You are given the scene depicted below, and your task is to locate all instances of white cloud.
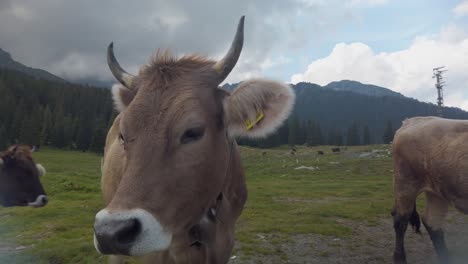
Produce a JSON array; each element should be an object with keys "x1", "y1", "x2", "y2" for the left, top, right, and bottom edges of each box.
[
  {"x1": 49, "y1": 53, "x2": 110, "y2": 82},
  {"x1": 291, "y1": 24, "x2": 468, "y2": 110},
  {"x1": 453, "y1": 0, "x2": 468, "y2": 17}
]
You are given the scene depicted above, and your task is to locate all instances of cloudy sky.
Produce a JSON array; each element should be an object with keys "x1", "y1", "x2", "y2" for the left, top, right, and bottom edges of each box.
[{"x1": 1, "y1": 0, "x2": 468, "y2": 109}]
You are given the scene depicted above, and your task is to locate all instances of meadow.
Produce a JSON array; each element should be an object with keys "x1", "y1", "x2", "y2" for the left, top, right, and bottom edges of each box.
[{"x1": 0, "y1": 145, "x2": 467, "y2": 264}]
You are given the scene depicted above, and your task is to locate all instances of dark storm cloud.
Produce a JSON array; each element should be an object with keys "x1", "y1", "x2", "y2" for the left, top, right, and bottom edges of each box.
[{"x1": 0, "y1": 0, "x2": 350, "y2": 83}]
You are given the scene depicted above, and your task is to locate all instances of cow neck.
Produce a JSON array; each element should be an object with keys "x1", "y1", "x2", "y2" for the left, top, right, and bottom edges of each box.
[{"x1": 188, "y1": 136, "x2": 235, "y2": 248}]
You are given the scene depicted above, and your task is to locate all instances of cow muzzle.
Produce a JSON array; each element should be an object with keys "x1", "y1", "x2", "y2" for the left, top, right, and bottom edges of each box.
[
  {"x1": 93, "y1": 208, "x2": 172, "y2": 256},
  {"x1": 28, "y1": 195, "x2": 48, "y2": 208}
]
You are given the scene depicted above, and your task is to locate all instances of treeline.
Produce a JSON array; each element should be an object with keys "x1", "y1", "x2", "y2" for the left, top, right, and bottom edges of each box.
[
  {"x1": 3, "y1": 67, "x2": 468, "y2": 152},
  {"x1": 225, "y1": 81, "x2": 468, "y2": 147},
  {"x1": 238, "y1": 113, "x2": 396, "y2": 148},
  {"x1": 0, "y1": 69, "x2": 115, "y2": 152},
  {"x1": 292, "y1": 82, "x2": 468, "y2": 143}
]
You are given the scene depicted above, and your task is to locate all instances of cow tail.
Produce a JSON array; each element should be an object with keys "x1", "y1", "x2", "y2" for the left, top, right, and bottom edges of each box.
[{"x1": 409, "y1": 203, "x2": 421, "y2": 234}]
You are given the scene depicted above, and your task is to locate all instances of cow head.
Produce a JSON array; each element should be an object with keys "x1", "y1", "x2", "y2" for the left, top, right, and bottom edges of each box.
[
  {"x1": 94, "y1": 16, "x2": 295, "y2": 256},
  {"x1": 0, "y1": 144, "x2": 48, "y2": 207}
]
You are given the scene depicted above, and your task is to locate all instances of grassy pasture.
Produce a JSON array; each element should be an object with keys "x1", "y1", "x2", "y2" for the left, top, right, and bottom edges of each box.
[{"x1": 1, "y1": 145, "x2": 465, "y2": 263}]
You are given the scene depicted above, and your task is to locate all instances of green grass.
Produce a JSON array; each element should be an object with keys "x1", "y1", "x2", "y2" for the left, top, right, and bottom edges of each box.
[{"x1": 0, "y1": 145, "x2": 397, "y2": 263}]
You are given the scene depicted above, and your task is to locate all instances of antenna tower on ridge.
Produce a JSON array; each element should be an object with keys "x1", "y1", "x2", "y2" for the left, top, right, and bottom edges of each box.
[{"x1": 432, "y1": 66, "x2": 447, "y2": 117}]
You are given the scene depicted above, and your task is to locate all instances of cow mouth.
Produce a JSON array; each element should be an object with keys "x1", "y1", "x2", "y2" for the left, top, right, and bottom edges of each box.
[
  {"x1": 0, "y1": 195, "x2": 47, "y2": 208},
  {"x1": 28, "y1": 195, "x2": 48, "y2": 208}
]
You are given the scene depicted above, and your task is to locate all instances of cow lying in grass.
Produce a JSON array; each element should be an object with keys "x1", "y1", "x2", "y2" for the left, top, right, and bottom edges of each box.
[
  {"x1": 0, "y1": 144, "x2": 48, "y2": 208},
  {"x1": 392, "y1": 116, "x2": 468, "y2": 264}
]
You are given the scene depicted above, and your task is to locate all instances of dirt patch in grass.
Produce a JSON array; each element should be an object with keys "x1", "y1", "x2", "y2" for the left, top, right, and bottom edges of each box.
[{"x1": 230, "y1": 211, "x2": 468, "y2": 264}]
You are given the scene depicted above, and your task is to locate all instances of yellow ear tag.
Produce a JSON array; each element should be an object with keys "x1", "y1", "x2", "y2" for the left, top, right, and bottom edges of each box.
[{"x1": 245, "y1": 111, "x2": 265, "y2": 130}]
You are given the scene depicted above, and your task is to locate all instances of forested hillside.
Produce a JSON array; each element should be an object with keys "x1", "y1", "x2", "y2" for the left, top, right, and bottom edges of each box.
[
  {"x1": 0, "y1": 48, "x2": 66, "y2": 83},
  {"x1": 0, "y1": 69, "x2": 115, "y2": 151},
  {"x1": 233, "y1": 81, "x2": 468, "y2": 148},
  {"x1": 2, "y1": 66, "x2": 468, "y2": 152}
]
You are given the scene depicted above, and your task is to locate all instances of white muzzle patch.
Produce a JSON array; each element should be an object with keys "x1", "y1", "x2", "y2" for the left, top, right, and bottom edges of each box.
[
  {"x1": 28, "y1": 195, "x2": 48, "y2": 207},
  {"x1": 94, "y1": 208, "x2": 172, "y2": 256},
  {"x1": 36, "y1": 164, "x2": 46, "y2": 177}
]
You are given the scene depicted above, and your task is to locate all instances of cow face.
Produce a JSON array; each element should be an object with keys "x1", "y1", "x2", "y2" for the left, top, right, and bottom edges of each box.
[
  {"x1": 0, "y1": 145, "x2": 48, "y2": 207},
  {"x1": 94, "y1": 16, "x2": 295, "y2": 256}
]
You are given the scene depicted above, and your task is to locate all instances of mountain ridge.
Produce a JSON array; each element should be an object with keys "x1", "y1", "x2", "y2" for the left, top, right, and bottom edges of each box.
[{"x1": 0, "y1": 48, "x2": 66, "y2": 83}]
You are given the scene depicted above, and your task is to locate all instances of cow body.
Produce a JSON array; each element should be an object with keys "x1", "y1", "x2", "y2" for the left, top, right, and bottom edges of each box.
[
  {"x1": 94, "y1": 16, "x2": 295, "y2": 263},
  {"x1": 0, "y1": 145, "x2": 48, "y2": 208},
  {"x1": 392, "y1": 116, "x2": 468, "y2": 263}
]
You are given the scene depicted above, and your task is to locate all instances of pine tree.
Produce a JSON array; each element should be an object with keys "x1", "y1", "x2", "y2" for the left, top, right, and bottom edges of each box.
[
  {"x1": 335, "y1": 131, "x2": 343, "y2": 146},
  {"x1": 40, "y1": 106, "x2": 53, "y2": 146},
  {"x1": 90, "y1": 121, "x2": 107, "y2": 153},
  {"x1": 288, "y1": 113, "x2": 299, "y2": 147},
  {"x1": 76, "y1": 110, "x2": 94, "y2": 152},
  {"x1": 328, "y1": 128, "x2": 336, "y2": 145},
  {"x1": 306, "y1": 120, "x2": 315, "y2": 146},
  {"x1": 347, "y1": 122, "x2": 360, "y2": 146},
  {"x1": 0, "y1": 125, "x2": 6, "y2": 149},
  {"x1": 363, "y1": 125, "x2": 371, "y2": 145},
  {"x1": 315, "y1": 121, "x2": 323, "y2": 145},
  {"x1": 306, "y1": 120, "x2": 324, "y2": 146},
  {"x1": 383, "y1": 120, "x2": 395, "y2": 144}
]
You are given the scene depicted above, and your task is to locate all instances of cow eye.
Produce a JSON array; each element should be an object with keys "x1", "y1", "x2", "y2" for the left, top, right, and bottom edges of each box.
[{"x1": 181, "y1": 127, "x2": 205, "y2": 144}]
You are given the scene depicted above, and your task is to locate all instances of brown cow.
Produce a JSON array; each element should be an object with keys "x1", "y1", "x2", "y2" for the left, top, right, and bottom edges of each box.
[
  {"x1": 0, "y1": 144, "x2": 48, "y2": 207},
  {"x1": 93, "y1": 16, "x2": 295, "y2": 263},
  {"x1": 392, "y1": 116, "x2": 468, "y2": 264}
]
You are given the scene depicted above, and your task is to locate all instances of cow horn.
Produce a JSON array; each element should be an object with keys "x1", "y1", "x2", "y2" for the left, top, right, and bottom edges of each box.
[
  {"x1": 107, "y1": 42, "x2": 134, "y2": 88},
  {"x1": 213, "y1": 16, "x2": 245, "y2": 82}
]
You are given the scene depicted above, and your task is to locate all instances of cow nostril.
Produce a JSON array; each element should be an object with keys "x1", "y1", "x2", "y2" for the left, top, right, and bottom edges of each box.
[
  {"x1": 41, "y1": 196, "x2": 48, "y2": 205},
  {"x1": 116, "y1": 219, "x2": 141, "y2": 245}
]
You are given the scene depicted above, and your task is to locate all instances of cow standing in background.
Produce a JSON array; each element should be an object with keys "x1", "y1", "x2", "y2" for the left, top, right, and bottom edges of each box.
[
  {"x1": 392, "y1": 116, "x2": 468, "y2": 264},
  {"x1": 94, "y1": 16, "x2": 295, "y2": 263},
  {"x1": 0, "y1": 144, "x2": 48, "y2": 207}
]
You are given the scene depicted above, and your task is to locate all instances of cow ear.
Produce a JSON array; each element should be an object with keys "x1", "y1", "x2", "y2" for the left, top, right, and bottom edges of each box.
[
  {"x1": 223, "y1": 79, "x2": 295, "y2": 139},
  {"x1": 112, "y1": 84, "x2": 136, "y2": 112},
  {"x1": 36, "y1": 164, "x2": 46, "y2": 177}
]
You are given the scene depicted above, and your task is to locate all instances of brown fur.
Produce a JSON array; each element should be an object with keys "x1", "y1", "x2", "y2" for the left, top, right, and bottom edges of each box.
[
  {"x1": 100, "y1": 35, "x2": 294, "y2": 263},
  {"x1": 392, "y1": 116, "x2": 468, "y2": 263},
  {"x1": 101, "y1": 53, "x2": 245, "y2": 263}
]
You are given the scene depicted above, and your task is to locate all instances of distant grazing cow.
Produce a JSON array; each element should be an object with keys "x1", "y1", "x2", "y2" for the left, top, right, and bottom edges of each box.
[
  {"x1": 0, "y1": 144, "x2": 48, "y2": 207},
  {"x1": 94, "y1": 16, "x2": 295, "y2": 263},
  {"x1": 331, "y1": 147, "x2": 340, "y2": 153},
  {"x1": 317, "y1": 150, "x2": 324, "y2": 155},
  {"x1": 262, "y1": 151, "x2": 267, "y2": 157},
  {"x1": 392, "y1": 116, "x2": 468, "y2": 264},
  {"x1": 290, "y1": 148, "x2": 297, "y2": 156}
]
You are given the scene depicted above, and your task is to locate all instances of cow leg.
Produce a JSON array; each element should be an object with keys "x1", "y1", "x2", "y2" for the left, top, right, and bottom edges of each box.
[
  {"x1": 422, "y1": 193, "x2": 450, "y2": 264},
  {"x1": 392, "y1": 164, "x2": 420, "y2": 264},
  {"x1": 392, "y1": 193, "x2": 421, "y2": 264},
  {"x1": 392, "y1": 205, "x2": 412, "y2": 264}
]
